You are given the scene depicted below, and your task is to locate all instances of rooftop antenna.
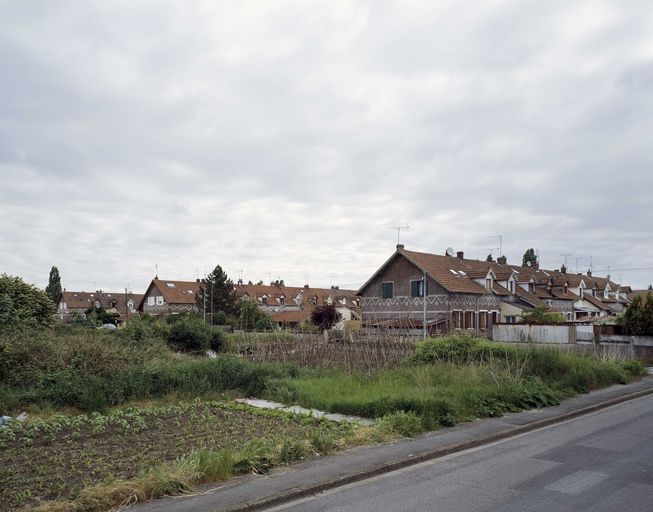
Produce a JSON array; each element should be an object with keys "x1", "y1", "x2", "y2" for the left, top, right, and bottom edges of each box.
[
  {"x1": 304, "y1": 272, "x2": 310, "y2": 286},
  {"x1": 589, "y1": 255, "x2": 593, "y2": 272},
  {"x1": 487, "y1": 247, "x2": 499, "y2": 259},
  {"x1": 237, "y1": 268, "x2": 244, "y2": 281},
  {"x1": 388, "y1": 224, "x2": 409, "y2": 244},
  {"x1": 488, "y1": 235, "x2": 503, "y2": 258},
  {"x1": 560, "y1": 253, "x2": 571, "y2": 267},
  {"x1": 155, "y1": 263, "x2": 158, "y2": 278},
  {"x1": 575, "y1": 257, "x2": 582, "y2": 273}
]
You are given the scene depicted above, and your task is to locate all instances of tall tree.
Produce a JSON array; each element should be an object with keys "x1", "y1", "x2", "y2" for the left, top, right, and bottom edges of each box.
[
  {"x1": 0, "y1": 273, "x2": 55, "y2": 327},
  {"x1": 522, "y1": 248, "x2": 537, "y2": 267},
  {"x1": 196, "y1": 265, "x2": 240, "y2": 321},
  {"x1": 45, "y1": 266, "x2": 62, "y2": 304}
]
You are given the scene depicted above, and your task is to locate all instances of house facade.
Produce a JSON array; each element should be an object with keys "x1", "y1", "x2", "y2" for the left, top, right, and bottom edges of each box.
[
  {"x1": 57, "y1": 290, "x2": 143, "y2": 324},
  {"x1": 358, "y1": 246, "x2": 501, "y2": 335},
  {"x1": 359, "y1": 245, "x2": 631, "y2": 333},
  {"x1": 138, "y1": 277, "x2": 201, "y2": 316},
  {"x1": 234, "y1": 281, "x2": 360, "y2": 329}
]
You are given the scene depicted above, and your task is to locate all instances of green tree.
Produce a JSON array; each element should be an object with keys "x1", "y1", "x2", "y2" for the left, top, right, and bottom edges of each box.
[
  {"x1": 239, "y1": 299, "x2": 274, "y2": 331},
  {"x1": 518, "y1": 306, "x2": 565, "y2": 325},
  {"x1": 197, "y1": 265, "x2": 240, "y2": 322},
  {"x1": 497, "y1": 255, "x2": 507, "y2": 264},
  {"x1": 0, "y1": 273, "x2": 55, "y2": 327},
  {"x1": 45, "y1": 266, "x2": 62, "y2": 304},
  {"x1": 311, "y1": 304, "x2": 342, "y2": 331},
  {"x1": 522, "y1": 248, "x2": 537, "y2": 267}
]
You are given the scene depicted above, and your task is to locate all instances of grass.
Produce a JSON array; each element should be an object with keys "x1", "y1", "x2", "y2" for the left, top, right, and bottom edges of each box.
[
  {"x1": 0, "y1": 328, "x2": 646, "y2": 511},
  {"x1": 264, "y1": 336, "x2": 647, "y2": 430}
]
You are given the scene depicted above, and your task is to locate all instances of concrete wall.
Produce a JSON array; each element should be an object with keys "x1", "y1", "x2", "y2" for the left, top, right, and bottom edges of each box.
[
  {"x1": 492, "y1": 326, "x2": 653, "y2": 360},
  {"x1": 492, "y1": 324, "x2": 575, "y2": 344}
]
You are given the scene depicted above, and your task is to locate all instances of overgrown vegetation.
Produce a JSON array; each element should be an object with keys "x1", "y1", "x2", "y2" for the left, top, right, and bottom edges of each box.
[
  {"x1": 0, "y1": 274, "x2": 55, "y2": 328},
  {"x1": 0, "y1": 325, "x2": 288, "y2": 414},
  {"x1": 0, "y1": 325, "x2": 646, "y2": 512},
  {"x1": 518, "y1": 305, "x2": 565, "y2": 324},
  {"x1": 622, "y1": 292, "x2": 653, "y2": 335},
  {"x1": 263, "y1": 335, "x2": 645, "y2": 431}
]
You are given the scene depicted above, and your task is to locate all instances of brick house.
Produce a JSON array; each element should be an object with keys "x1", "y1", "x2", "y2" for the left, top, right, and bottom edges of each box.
[
  {"x1": 357, "y1": 245, "x2": 501, "y2": 335},
  {"x1": 57, "y1": 290, "x2": 143, "y2": 324},
  {"x1": 234, "y1": 281, "x2": 360, "y2": 328},
  {"x1": 138, "y1": 277, "x2": 201, "y2": 316}
]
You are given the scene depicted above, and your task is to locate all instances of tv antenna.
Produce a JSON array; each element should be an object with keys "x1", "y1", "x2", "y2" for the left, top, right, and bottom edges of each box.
[
  {"x1": 560, "y1": 253, "x2": 571, "y2": 267},
  {"x1": 387, "y1": 224, "x2": 409, "y2": 244},
  {"x1": 488, "y1": 235, "x2": 503, "y2": 257},
  {"x1": 487, "y1": 247, "x2": 499, "y2": 259}
]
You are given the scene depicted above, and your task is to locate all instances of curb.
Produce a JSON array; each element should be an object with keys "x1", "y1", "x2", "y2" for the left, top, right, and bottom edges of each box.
[{"x1": 224, "y1": 385, "x2": 653, "y2": 512}]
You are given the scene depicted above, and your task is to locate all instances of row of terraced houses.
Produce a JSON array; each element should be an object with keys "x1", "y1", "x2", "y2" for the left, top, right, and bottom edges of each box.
[{"x1": 55, "y1": 244, "x2": 648, "y2": 334}]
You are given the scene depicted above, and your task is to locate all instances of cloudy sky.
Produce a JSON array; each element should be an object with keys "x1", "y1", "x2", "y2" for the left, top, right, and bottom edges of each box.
[{"x1": 1, "y1": 0, "x2": 652, "y2": 293}]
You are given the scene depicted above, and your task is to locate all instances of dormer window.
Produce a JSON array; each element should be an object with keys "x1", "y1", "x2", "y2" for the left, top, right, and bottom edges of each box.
[
  {"x1": 279, "y1": 296, "x2": 285, "y2": 305},
  {"x1": 261, "y1": 295, "x2": 268, "y2": 305},
  {"x1": 508, "y1": 280, "x2": 515, "y2": 293},
  {"x1": 485, "y1": 278, "x2": 492, "y2": 290},
  {"x1": 603, "y1": 289, "x2": 608, "y2": 299}
]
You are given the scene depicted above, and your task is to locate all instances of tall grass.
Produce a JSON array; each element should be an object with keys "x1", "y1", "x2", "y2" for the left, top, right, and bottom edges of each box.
[
  {"x1": 264, "y1": 335, "x2": 646, "y2": 429},
  {"x1": 0, "y1": 326, "x2": 299, "y2": 413}
]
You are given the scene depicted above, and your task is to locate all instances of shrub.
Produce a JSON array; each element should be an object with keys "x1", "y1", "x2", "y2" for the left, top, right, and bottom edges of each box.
[
  {"x1": 167, "y1": 318, "x2": 212, "y2": 352},
  {"x1": 375, "y1": 411, "x2": 423, "y2": 437}
]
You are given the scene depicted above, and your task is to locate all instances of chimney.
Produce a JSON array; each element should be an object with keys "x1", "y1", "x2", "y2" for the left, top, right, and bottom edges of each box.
[
  {"x1": 560, "y1": 265, "x2": 566, "y2": 274},
  {"x1": 304, "y1": 284, "x2": 309, "y2": 289},
  {"x1": 237, "y1": 278, "x2": 243, "y2": 286},
  {"x1": 280, "y1": 279, "x2": 285, "y2": 287},
  {"x1": 196, "y1": 278, "x2": 200, "y2": 283},
  {"x1": 396, "y1": 244, "x2": 404, "y2": 251},
  {"x1": 587, "y1": 269, "x2": 592, "y2": 278},
  {"x1": 456, "y1": 251, "x2": 464, "y2": 260}
]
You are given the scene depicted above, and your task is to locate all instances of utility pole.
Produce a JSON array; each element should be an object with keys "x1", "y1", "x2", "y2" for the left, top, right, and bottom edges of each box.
[{"x1": 422, "y1": 269, "x2": 428, "y2": 340}]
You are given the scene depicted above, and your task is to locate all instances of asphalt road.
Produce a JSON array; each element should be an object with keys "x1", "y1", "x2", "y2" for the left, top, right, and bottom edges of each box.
[{"x1": 265, "y1": 394, "x2": 653, "y2": 512}]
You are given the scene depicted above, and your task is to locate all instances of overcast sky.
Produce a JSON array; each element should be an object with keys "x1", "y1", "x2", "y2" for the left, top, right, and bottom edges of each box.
[{"x1": 1, "y1": 0, "x2": 652, "y2": 293}]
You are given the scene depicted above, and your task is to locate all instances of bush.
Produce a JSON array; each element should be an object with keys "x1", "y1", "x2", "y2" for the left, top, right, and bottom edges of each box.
[
  {"x1": 167, "y1": 318, "x2": 213, "y2": 352},
  {"x1": 375, "y1": 411, "x2": 424, "y2": 437},
  {"x1": 119, "y1": 315, "x2": 171, "y2": 342}
]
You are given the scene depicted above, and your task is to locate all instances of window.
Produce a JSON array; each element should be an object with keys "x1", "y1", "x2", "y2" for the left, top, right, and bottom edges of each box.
[
  {"x1": 261, "y1": 296, "x2": 268, "y2": 305},
  {"x1": 155, "y1": 296, "x2": 164, "y2": 306},
  {"x1": 147, "y1": 296, "x2": 155, "y2": 306},
  {"x1": 166, "y1": 283, "x2": 176, "y2": 288},
  {"x1": 506, "y1": 315, "x2": 517, "y2": 324},
  {"x1": 279, "y1": 296, "x2": 285, "y2": 305},
  {"x1": 411, "y1": 279, "x2": 426, "y2": 297},
  {"x1": 381, "y1": 282, "x2": 394, "y2": 299},
  {"x1": 508, "y1": 280, "x2": 515, "y2": 293},
  {"x1": 485, "y1": 278, "x2": 492, "y2": 290},
  {"x1": 127, "y1": 300, "x2": 134, "y2": 310}
]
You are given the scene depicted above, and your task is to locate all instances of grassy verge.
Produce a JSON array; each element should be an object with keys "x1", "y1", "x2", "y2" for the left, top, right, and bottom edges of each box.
[
  {"x1": 1, "y1": 400, "x2": 369, "y2": 511},
  {"x1": 264, "y1": 336, "x2": 646, "y2": 430}
]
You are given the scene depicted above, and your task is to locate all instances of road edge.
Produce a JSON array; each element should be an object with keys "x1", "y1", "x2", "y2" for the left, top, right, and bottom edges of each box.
[{"x1": 224, "y1": 384, "x2": 653, "y2": 512}]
